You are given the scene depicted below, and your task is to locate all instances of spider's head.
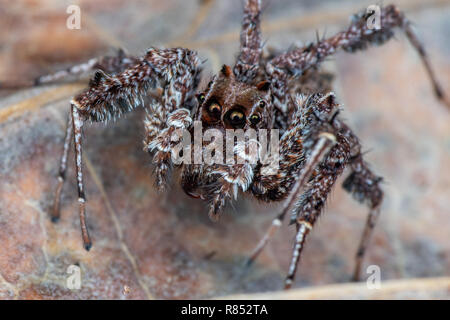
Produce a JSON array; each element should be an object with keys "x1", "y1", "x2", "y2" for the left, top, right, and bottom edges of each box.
[{"x1": 195, "y1": 65, "x2": 272, "y2": 130}]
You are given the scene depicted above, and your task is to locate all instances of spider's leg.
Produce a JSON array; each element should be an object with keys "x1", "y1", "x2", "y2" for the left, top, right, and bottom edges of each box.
[
  {"x1": 208, "y1": 165, "x2": 254, "y2": 221},
  {"x1": 336, "y1": 120, "x2": 384, "y2": 281},
  {"x1": 267, "y1": 4, "x2": 449, "y2": 112},
  {"x1": 284, "y1": 100, "x2": 384, "y2": 288},
  {"x1": 285, "y1": 130, "x2": 351, "y2": 289},
  {"x1": 52, "y1": 111, "x2": 73, "y2": 223},
  {"x1": 143, "y1": 50, "x2": 202, "y2": 189},
  {"x1": 63, "y1": 47, "x2": 201, "y2": 250},
  {"x1": 145, "y1": 107, "x2": 193, "y2": 189},
  {"x1": 0, "y1": 49, "x2": 138, "y2": 89},
  {"x1": 246, "y1": 209, "x2": 286, "y2": 266},
  {"x1": 247, "y1": 94, "x2": 334, "y2": 263},
  {"x1": 342, "y1": 154, "x2": 384, "y2": 281},
  {"x1": 353, "y1": 205, "x2": 381, "y2": 281},
  {"x1": 70, "y1": 103, "x2": 91, "y2": 250},
  {"x1": 248, "y1": 94, "x2": 355, "y2": 284},
  {"x1": 207, "y1": 139, "x2": 258, "y2": 221},
  {"x1": 246, "y1": 129, "x2": 336, "y2": 266},
  {"x1": 233, "y1": 0, "x2": 263, "y2": 83},
  {"x1": 283, "y1": 95, "x2": 384, "y2": 288}
]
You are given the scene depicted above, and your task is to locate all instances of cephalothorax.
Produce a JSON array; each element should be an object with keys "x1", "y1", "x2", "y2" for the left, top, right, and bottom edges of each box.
[{"x1": 4, "y1": 1, "x2": 448, "y2": 289}]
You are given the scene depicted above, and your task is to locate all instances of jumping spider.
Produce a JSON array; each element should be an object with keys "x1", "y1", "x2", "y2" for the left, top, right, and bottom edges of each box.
[{"x1": 3, "y1": 1, "x2": 448, "y2": 289}]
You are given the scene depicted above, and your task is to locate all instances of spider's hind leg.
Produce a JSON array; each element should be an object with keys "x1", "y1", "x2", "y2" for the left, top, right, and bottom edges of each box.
[
  {"x1": 337, "y1": 120, "x2": 384, "y2": 281},
  {"x1": 52, "y1": 111, "x2": 73, "y2": 223},
  {"x1": 71, "y1": 103, "x2": 92, "y2": 250},
  {"x1": 0, "y1": 48, "x2": 137, "y2": 89},
  {"x1": 342, "y1": 154, "x2": 384, "y2": 281},
  {"x1": 267, "y1": 4, "x2": 449, "y2": 110}
]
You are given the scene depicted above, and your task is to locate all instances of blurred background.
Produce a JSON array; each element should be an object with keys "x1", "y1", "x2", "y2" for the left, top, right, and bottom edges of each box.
[{"x1": 0, "y1": 0, "x2": 449, "y2": 299}]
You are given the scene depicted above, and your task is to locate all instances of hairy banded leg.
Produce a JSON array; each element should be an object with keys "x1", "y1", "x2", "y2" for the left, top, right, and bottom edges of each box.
[
  {"x1": 281, "y1": 93, "x2": 352, "y2": 289},
  {"x1": 285, "y1": 130, "x2": 351, "y2": 289},
  {"x1": 343, "y1": 154, "x2": 384, "y2": 281},
  {"x1": 247, "y1": 93, "x2": 349, "y2": 272},
  {"x1": 248, "y1": 130, "x2": 337, "y2": 266},
  {"x1": 0, "y1": 48, "x2": 137, "y2": 89},
  {"x1": 246, "y1": 209, "x2": 285, "y2": 266},
  {"x1": 284, "y1": 98, "x2": 384, "y2": 288},
  {"x1": 247, "y1": 94, "x2": 334, "y2": 263},
  {"x1": 233, "y1": 0, "x2": 263, "y2": 83},
  {"x1": 353, "y1": 207, "x2": 381, "y2": 280},
  {"x1": 335, "y1": 118, "x2": 384, "y2": 281},
  {"x1": 143, "y1": 51, "x2": 202, "y2": 189},
  {"x1": 205, "y1": 137, "x2": 260, "y2": 221},
  {"x1": 267, "y1": 4, "x2": 449, "y2": 127},
  {"x1": 145, "y1": 107, "x2": 193, "y2": 189},
  {"x1": 247, "y1": 93, "x2": 323, "y2": 264},
  {"x1": 52, "y1": 112, "x2": 73, "y2": 222},
  {"x1": 63, "y1": 47, "x2": 201, "y2": 250},
  {"x1": 71, "y1": 104, "x2": 91, "y2": 250}
]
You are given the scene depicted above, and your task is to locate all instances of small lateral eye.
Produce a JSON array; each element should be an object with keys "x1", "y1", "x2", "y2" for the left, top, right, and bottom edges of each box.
[
  {"x1": 208, "y1": 102, "x2": 222, "y2": 115},
  {"x1": 250, "y1": 114, "x2": 261, "y2": 125},
  {"x1": 259, "y1": 100, "x2": 266, "y2": 108},
  {"x1": 198, "y1": 94, "x2": 206, "y2": 103}
]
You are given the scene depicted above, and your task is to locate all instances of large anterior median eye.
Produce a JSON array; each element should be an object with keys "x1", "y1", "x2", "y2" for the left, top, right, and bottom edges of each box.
[
  {"x1": 228, "y1": 110, "x2": 245, "y2": 128},
  {"x1": 208, "y1": 102, "x2": 222, "y2": 116}
]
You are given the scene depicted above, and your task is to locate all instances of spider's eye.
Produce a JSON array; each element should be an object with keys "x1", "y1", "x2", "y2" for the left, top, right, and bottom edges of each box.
[
  {"x1": 229, "y1": 110, "x2": 245, "y2": 126},
  {"x1": 198, "y1": 94, "x2": 206, "y2": 103},
  {"x1": 259, "y1": 100, "x2": 266, "y2": 108},
  {"x1": 250, "y1": 114, "x2": 261, "y2": 125},
  {"x1": 208, "y1": 102, "x2": 222, "y2": 115}
]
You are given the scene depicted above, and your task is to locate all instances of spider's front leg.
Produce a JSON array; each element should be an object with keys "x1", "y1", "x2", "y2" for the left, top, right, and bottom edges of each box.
[
  {"x1": 279, "y1": 94, "x2": 352, "y2": 289},
  {"x1": 247, "y1": 93, "x2": 344, "y2": 267},
  {"x1": 282, "y1": 96, "x2": 384, "y2": 288},
  {"x1": 207, "y1": 139, "x2": 259, "y2": 221},
  {"x1": 233, "y1": 0, "x2": 263, "y2": 83},
  {"x1": 248, "y1": 93, "x2": 383, "y2": 288},
  {"x1": 267, "y1": 4, "x2": 449, "y2": 121},
  {"x1": 56, "y1": 48, "x2": 201, "y2": 250},
  {"x1": 144, "y1": 107, "x2": 193, "y2": 189}
]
